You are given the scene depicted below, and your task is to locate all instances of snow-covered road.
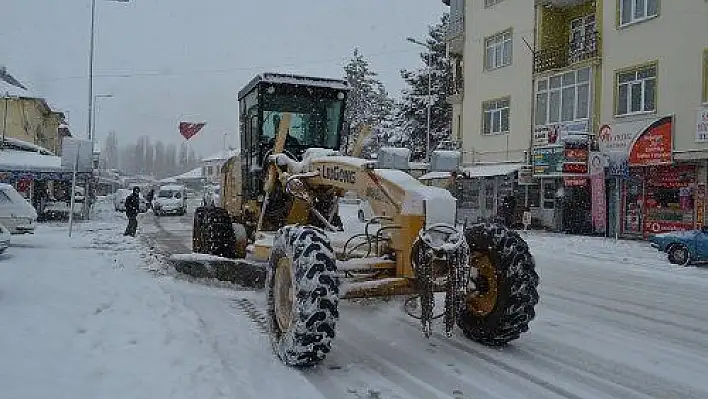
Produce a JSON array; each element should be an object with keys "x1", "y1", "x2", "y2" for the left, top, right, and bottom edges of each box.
[
  {"x1": 3, "y1": 199, "x2": 708, "y2": 399},
  {"x1": 146, "y1": 204, "x2": 708, "y2": 399}
]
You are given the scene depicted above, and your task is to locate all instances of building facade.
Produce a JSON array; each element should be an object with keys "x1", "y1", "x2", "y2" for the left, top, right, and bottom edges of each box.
[
  {"x1": 444, "y1": 0, "x2": 536, "y2": 224},
  {"x1": 445, "y1": 0, "x2": 708, "y2": 236}
]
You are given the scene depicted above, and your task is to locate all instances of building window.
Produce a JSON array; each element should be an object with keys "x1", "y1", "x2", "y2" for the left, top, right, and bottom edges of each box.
[
  {"x1": 535, "y1": 67, "x2": 591, "y2": 126},
  {"x1": 482, "y1": 97, "x2": 510, "y2": 135},
  {"x1": 485, "y1": 0, "x2": 503, "y2": 7},
  {"x1": 616, "y1": 63, "x2": 657, "y2": 116},
  {"x1": 484, "y1": 29, "x2": 512, "y2": 70},
  {"x1": 206, "y1": 166, "x2": 213, "y2": 176},
  {"x1": 619, "y1": 0, "x2": 659, "y2": 27},
  {"x1": 703, "y1": 49, "x2": 708, "y2": 104}
]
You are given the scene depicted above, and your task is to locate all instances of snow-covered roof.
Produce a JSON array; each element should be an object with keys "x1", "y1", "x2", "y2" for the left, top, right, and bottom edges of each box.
[
  {"x1": 202, "y1": 149, "x2": 238, "y2": 162},
  {"x1": 2, "y1": 137, "x2": 55, "y2": 155},
  {"x1": 462, "y1": 163, "x2": 524, "y2": 178},
  {"x1": 419, "y1": 171, "x2": 452, "y2": 181},
  {"x1": 432, "y1": 150, "x2": 461, "y2": 159},
  {"x1": 0, "y1": 80, "x2": 27, "y2": 97},
  {"x1": 0, "y1": 149, "x2": 64, "y2": 171},
  {"x1": 159, "y1": 177, "x2": 178, "y2": 184},
  {"x1": 175, "y1": 167, "x2": 202, "y2": 180},
  {"x1": 238, "y1": 73, "x2": 349, "y2": 100}
]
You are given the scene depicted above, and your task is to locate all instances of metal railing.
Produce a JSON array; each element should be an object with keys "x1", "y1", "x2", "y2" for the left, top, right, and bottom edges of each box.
[{"x1": 534, "y1": 31, "x2": 600, "y2": 74}]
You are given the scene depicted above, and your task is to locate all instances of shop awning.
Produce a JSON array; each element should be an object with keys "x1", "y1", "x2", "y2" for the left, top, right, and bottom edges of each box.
[
  {"x1": 462, "y1": 163, "x2": 524, "y2": 178},
  {"x1": 0, "y1": 149, "x2": 64, "y2": 172},
  {"x1": 418, "y1": 171, "x2": 452, "y2": 181}
]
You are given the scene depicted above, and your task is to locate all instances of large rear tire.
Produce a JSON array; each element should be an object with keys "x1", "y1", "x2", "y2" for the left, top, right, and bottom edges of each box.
[
  {"x1": 267, "y1": 225, "x2": 339, "y2": 367},
  {"x1": 458, "y1": 224, "x2": 539, "y2": 346}
]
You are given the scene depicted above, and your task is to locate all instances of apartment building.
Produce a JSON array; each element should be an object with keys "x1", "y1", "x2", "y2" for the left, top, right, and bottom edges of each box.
[
  {"x1": 444, "y1": 0, "x2": 708, "y2": 236},
  {"x1": 444, "y1": 0, "x2": 536, "y2": 223}
]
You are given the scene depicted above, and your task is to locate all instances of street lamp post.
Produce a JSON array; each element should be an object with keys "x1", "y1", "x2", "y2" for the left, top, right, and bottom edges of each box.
[
  {"x1": 407, "y1": 37, "x2": 433, "y2": 162},
  {"x1": 87, "y1": 0, "x2": 129, "y2": 151}
]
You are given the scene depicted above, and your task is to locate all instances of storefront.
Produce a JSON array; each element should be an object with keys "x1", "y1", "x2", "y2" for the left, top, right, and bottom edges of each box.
[
  {"x1": 531, "y1": 121, "x2": 591, "y2": 231},
  {"x1": 599, "y1": 115, "x2": 697, "y2": 238}
]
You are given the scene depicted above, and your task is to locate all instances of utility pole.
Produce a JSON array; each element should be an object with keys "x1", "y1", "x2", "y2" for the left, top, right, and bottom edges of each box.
[{"x1": 1, "y1": 92, "x2": 8, "y2": 151}]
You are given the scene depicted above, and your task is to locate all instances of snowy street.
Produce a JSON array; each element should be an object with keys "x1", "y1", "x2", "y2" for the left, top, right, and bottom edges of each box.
[{"x1": 2, "y1": 200, "x2": 708, "y2": 399}]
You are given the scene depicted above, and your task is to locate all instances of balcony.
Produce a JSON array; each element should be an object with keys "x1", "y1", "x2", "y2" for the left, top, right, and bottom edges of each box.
[
  {"x1": 445, "y1": 0, "x2": 464, "y2": 55},
  {"x1": 534, "y1": 30, "x2": 600, "y2": 74}
]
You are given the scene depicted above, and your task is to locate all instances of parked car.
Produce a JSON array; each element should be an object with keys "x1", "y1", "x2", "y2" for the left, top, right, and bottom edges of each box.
[
  {"x1": 114, "y1": 189, "x2": 147, "y2": 213},
  {"x1": 648, "y1": 228, "x2": 708, "y2": 265},
  {"x1": 153, "y1": 185, "x2": 187, "y2": 216},
  {"x1": 42, "y1": 186, "x2": 85, "y2": 220},
  {"x1": 0, "y1": 223, "x2": 10, "y2": 254},
  {"x1": 0, "y1": 183, "x2": 37, "y2": 234}
]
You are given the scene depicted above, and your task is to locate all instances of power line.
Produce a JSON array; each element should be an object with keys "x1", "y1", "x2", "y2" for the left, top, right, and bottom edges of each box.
[{"x1": 33, "y1": 48, "x2": 424, "y2": 83}]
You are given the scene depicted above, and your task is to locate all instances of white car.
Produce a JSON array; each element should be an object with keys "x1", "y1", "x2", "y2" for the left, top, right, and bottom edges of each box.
[
  {"x1": 153, "y1": 185, "x2": 187, "y2": 216},
  {"x1": 114, "y1": 189, "x2": 148, "y2": 213},
  {"x1": 0, "y1": 223, "x2": 10, "y2": 254},
  {"x1": 0, "y1": 183, "x2": 37, "y2": 234}
]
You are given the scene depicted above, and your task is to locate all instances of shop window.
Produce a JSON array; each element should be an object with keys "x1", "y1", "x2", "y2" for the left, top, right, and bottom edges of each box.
[
  {"x1": 482, "y1": 97, "x2": 510, "y2": 135},
  {"x1": 535, "y1": 67, "x2": 591, "y2": 126},
  {"x1": 484, "y1": 29, "x2": 512, "y2": 70},
  {"x1": 543, "y1": 180, "x2": 556, "y2": 210},
  {"x1": 616, "y1": 63, "x2": 657, "y2": 116},
  {"x1": 619, "y1": 0, "x2": 659, "y2": 27}
]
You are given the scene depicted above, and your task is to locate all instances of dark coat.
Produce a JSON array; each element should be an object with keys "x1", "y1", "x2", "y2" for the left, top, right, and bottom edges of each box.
[{"x1": 125, "y1": 193, "x2": 140, "y2": 216}]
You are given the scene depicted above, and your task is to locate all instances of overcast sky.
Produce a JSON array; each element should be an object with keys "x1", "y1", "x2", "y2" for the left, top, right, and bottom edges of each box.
[{"x1": 1, "y1": 0, "x2": 446, "y2": 158}]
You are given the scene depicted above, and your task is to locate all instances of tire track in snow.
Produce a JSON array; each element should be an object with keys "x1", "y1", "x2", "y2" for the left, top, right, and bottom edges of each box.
[
  {"x1": 394, "y1": 318, "x2": 588, "y2": 399},
  {"x1": 543, "y1": 290, "x2": 708, "y2": 336}
]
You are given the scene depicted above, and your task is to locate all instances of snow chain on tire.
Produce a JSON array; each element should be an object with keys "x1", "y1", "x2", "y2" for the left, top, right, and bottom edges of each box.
[
  {"x1": 267, "y1": 225, "x2": 340, "y2": 367},
  {"x1": 458, "y1": 223, "x2": 539, "y2": 346}
]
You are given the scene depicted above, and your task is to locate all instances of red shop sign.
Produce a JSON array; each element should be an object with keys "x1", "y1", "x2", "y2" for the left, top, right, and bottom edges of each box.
[
  {"x1": 564, "y1": 148, "x2": 588, "y2": 162},
  {"x1": 563, "y1": 163, "x2": 588, "y2": 174},
  {"x1": 644, "y1": 220, "x2": 693, "y2": 236},
  {"x1": 629, "y1": 116, "x2": 673, "y2": 166},
  {"x1": 645, "y1": 164, "x2": 695, "y2": 188}
]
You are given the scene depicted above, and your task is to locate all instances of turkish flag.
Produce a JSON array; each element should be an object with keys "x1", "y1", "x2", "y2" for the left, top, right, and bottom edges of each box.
[{"x1": 179, "y1": 122, "x2": 206, "y2": 140}]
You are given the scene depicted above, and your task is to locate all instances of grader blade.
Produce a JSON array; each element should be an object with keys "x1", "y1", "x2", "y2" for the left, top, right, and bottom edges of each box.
[{"x1": 169, "y1": 254, "x2": 267, "y2": 289}]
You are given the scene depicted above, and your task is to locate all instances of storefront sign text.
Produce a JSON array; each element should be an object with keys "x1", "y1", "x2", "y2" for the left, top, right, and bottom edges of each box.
[
  {"x1": 589, "y1": 152, "x2": 607, "y2": 233},
  {"x1": 628, "y1": 116, "x2": 673, "y2": 166},
  {"x1": 696, "y1": 183, "x2": 706, "y2": 229},
  {"x1": 533, "y1": 146, "x2": 564, "y2": 176}
]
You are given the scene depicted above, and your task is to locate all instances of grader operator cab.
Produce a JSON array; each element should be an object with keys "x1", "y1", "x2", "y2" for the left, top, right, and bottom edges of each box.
[{"x1": 191, "y1": 73, "x2": 539, "y2": 367}]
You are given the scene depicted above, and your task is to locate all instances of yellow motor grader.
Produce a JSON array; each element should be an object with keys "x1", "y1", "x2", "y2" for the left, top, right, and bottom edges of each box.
[{"x1": 191, "y1": 73, "x2": 539, "y2": 367}]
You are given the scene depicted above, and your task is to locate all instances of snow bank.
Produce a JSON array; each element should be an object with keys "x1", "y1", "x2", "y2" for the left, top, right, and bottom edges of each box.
[{"x1": 169, "y1": 253, "x2": 235, "y2": 263}]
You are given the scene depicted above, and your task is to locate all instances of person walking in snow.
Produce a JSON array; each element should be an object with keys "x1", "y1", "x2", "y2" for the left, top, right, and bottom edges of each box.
[{"x1": 124, "y1": 186, "x2": 141, "y2": 237}]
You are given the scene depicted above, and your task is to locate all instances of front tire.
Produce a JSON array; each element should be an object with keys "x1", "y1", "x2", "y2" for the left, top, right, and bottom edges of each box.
[
  {"x1": 267, "y1": 225, "x2": 339, "y2": 367},
  {"x1": 668, "y1": 244, "x2": 690, "y2": 266},
  {"x1": 457, "y1": 224, "x2": 539, "y2": 346}
]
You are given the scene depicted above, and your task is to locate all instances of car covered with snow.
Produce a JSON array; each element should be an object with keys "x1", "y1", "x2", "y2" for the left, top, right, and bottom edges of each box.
[
  {"x1": 114, "y1": 189, "x2": 148, "y2": 213},
  {"x1": 153, "y1": 185, "x2": 187, "y2": 216},
  {"x1": 0, "y1": 223, "x2": 10, "y2": 254},
  {"x1": 648, "y1": 228, "x2": 708, "y2": 265},
  {"x1": 0, "y1": 183, "x2": 37, "y2": 234}
]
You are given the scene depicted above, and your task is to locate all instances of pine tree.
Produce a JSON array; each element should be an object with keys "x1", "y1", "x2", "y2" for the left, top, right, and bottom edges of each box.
[
  {"x1": 396, "y1": 13, "x2": 454, "y2": 161},
  {"x1": 342, "y1": 48, "x2": 393, "y2": 156}
]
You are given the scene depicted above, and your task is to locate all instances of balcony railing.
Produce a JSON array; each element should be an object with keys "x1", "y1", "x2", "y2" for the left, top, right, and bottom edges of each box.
[{"x1": 534, "y1": 31, "x2": 600, "y2": 74}]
